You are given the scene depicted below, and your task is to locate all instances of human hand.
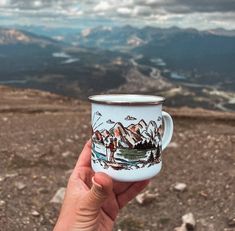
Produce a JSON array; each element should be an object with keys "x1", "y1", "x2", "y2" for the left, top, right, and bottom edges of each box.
[{"x1": 53, "y1": 140, "x2": 149, "y2": 231}]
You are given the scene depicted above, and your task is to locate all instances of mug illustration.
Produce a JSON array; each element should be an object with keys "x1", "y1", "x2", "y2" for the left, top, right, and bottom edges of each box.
[{"x1": 91, "y1": 111, "x2": 163, "y2": 170}]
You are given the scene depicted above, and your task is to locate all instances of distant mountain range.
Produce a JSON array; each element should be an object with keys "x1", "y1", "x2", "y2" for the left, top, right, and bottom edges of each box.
[
  {"x1": 0, "y1": 26, "x2": 235, "y2": 111},
  {"x1": 206, "y1": 28, "x2": 235, "y2": 37},
  {"x1": 0, "y1": 27, "x2": 130, "y2": 96},
  {"x1": 12, "y1": 24, "x2": 235, "y2": 41},
  {"x1": 77, "y1": 25, "x2": 235, "y2": 75}
]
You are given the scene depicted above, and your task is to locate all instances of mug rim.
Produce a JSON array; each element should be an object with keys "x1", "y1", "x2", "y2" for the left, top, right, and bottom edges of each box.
[{"x1": 89, "y1": 94, "x2": 165, "y2": 106}]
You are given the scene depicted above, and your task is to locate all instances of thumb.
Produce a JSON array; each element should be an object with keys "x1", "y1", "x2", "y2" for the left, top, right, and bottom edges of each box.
[
  {"x1": 82, "y1": 172, "x2": 113, "y2": 210},
  {"x1": 73, "y1": 173, "x2": 113, "y2": 230}
]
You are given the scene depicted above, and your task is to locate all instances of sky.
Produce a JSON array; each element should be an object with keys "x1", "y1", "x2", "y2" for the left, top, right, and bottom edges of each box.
[{"x1": 0, "y1": 0, "x2": 235, "y2": 30}]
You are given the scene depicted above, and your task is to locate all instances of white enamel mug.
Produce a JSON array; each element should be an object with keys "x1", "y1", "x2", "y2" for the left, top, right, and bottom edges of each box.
[{"x1": 89, "y1": 94, "x2": 173, "y2": 182}]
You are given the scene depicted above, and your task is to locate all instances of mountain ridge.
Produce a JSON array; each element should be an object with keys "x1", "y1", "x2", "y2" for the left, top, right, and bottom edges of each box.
[
  {"x1": 0, "y1": 27, "x2": 60, "y2": 46},
  {"x1": 1, "y1": 85, "x2": 235, "y2": 121},
  {"x1": 0, "y1": 27, "x2": 234, "y2": 112}
]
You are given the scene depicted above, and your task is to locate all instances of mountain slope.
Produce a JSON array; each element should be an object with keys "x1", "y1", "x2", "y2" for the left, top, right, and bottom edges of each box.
[
  {"x1": 0, "y1": 28, "x2": 59, "y2": 45},
  {"x1": 0, "y1": 26, "x2": 234, "y2": 111},
  {"x1": 0, "y1": 28, "x2": 131, "y2": 98},
  {"x1": 134, "y1": 29, "x2": 235, "y2": 74},
  {"x1": 77, "y1": 26, "x2": 235, "y2": 75},
  {"x1": 0, "y1": 85, "x2": 234, "y2": 231}
]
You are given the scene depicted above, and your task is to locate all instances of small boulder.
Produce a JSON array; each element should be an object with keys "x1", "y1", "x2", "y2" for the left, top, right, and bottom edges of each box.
[
  {"x1": 182, "y1": 213, "x2": 196, "y2": 231},
  {"x1": 0, "y1": 200, "x2": 6, "y2": 207},
  {"x1": 62, "y1": 151, "x2": 73, "y2": 158},
  {"x1": 227, "y1": 217, "x2": 235, "y2": 227},
  {"x1": 174, "y1": 224, "x2": 187, "y2": 231},
  {"x1": 50, "y1": 187, "x2": 66, "y2": 204},
  {"x1": 31, "y1": 210, "x2": 40, "y2": 217},
  {"x1": 174, "y1": 183, "x2": 187, "y2": 192},
  {"x1": 2, "y1": 117, "x2": 8, "y2": 122},
  {"x1": 135, "y1": 190, "x2": 158, "y2": 205},
  {"x1": 5, "y1": 172, "x2": 18, "y2": 178},
  {"x1": 15, "y1": 182, "x2": 26, "y2": 190},
  {"x1": 168, "y1": 142, "x2": 179, "y2": 148},
  {"x1": 174, "y1": 213, "x2": 196, "y2": 231},
  {"x1": 66, "y1": 138, "x2": 73, "y2": 143}
]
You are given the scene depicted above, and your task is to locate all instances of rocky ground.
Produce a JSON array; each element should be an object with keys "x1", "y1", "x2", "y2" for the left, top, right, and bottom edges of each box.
[{"x1": 0, "y1": 85, "x2": 234, "y2": 231}]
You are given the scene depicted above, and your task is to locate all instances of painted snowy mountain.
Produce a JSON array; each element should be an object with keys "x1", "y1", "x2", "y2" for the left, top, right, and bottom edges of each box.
[{"x1": 92, "y1": 119, "x2": 161, "y2": 149}]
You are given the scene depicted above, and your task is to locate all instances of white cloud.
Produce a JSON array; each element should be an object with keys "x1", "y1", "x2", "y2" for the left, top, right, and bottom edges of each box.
[
  {"x1": 93, "y1": 1, "x2": 112, "y2": 12},
  {"x1": 146, "y1": 0, "x2": 158, "y2": 4},
  {"x1": 0, "y1": 0, "x2": 10, "y2": 7},
  {"x1": 117, "y1": 7, "x2": 132, "y2": 15},
  {"x1": 66, "y1": 6, "x2": 83, "y2": 17},
  {"x1": 33, "y1": 1, "x2": 43, "y2": 8},
  {"x1": 133, "y1": 6, "x2": 152, "y2": 16},
  {"x1": 0, "y1": 0, "x2": 235, "y2": 29}
]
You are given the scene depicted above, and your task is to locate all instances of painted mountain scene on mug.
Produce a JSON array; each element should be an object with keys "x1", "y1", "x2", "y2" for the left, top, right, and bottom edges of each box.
[{"x1": 91, "y1": 119, "x2": 162, "y2": 170}]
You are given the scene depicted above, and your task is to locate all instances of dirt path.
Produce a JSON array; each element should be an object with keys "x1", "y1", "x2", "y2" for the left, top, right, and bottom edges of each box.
[{"x1": 0, "y1": 86, "x2": 234, "y2": 231}]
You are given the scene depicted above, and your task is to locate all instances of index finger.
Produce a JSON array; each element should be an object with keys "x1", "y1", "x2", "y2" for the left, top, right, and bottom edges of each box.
[{"x1": 76, "y1": 139, "x2": 92, "y2": 168}]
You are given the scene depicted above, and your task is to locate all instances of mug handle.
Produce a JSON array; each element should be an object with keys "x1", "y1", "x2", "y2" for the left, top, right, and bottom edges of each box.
[{"x1": 162, "y1": 111, "x2": 174, "y2": 150}]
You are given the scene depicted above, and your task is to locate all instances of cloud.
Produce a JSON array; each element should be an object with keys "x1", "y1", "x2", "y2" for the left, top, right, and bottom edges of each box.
[
  {"x1": 116, "y1": 7, "x2": 132, "y2": 15},
  {"x1": 10, "y1": 0, "x2": 52, "y2": 10},
  {"x1": 125, "y1": 115, "x2": 137, "y2": 121},
  {"x1": 106, "y1": 119, "x2": 115, "y2": 124},
  {"x1": 135, "y1": 0, "x2": 235, "y2": 13},
  {"x1": 93, "y1": 1, "x2": 112, "y2": 12},
  {"x1": 95, "y1": 111, "x2": 102, "y2": 116},
  {"x1": 0, "y1": 0, "x2": 234, "y2": 29},
  {"x1": 133, "y1": 6, "x2": 152, "y2": 16},
  {"x1": 173, "y1": 0, "x2": 235, "y2": 13},
  {"x1": 1, "y1": 0, "x2": 81, "y2": 11},
  {"x1": 0, "y1": 0, "x2": 10, "y2": 7},
  {"x1": 3, "y1": 0, "x2": 235, "y2": 13}
]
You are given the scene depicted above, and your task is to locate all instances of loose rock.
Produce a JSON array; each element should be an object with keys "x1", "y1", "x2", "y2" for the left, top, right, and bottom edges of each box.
[
  {"x1": 174, "y1": 224, "x2": 187, "y2": 231},
  {"x1": 62, "y1": 151, "x2": 73, "y2": 158},
  {"x1": 5, "y1": 172, "x2": 18, "y2": 178},
  {"x1": 182, "y1": 213, "x2": 196, "y2": 230},
  {"x1": 168, "y1": 142, "x2": 179, "y2": 148},
  {"x1": 174, "y1": 183, "x2": 187, "y2": 192},
  {"x1": 82, "y1": 124, "x2": 88, "y2": 129},
  {"x1": 22, "y1": 217, "x2": 30, "y2": 225},
  {"x1": 2, "y1": 117, "x2": 8, "y2": 122},
  {"x1": 0, "y1": 175, "x2": 5, "y2": 182},
  {"x1": 199, "y1": 191, "x2": 208, "y2": 198},
  {"x1": 0, "y1": 200, "x2": 6, "y2": 207},
  {"x1": 50, "y1": 187, "x2": 66, "y2": 204},
  {"x1": 175, "y1": 213, "x2": 196, "y2": 231},
  {"x1": 37, "y1": 187, "x2": 49, "y2": 194},
  {"x1": 65, "y1": 169, "x2": 73, "y2": 177},
  {"x1": 74, "y1": 134, "x2": 79, "y2": 140},
  {"x1": 66, "y1": 138, "x2": 73, "y2": 143},
  {"x1": 31, "y1": 210, "x2": 40, "y2": 217},
  {"x1": 135, "y1": 190, "x2": 158, "y2": 205},
  {"x1": 15, "y1": 182, "x2": 26, "y2": 190},
  {"x1": 227, "y1": 217, "x2": 235, "y2": 227}
]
